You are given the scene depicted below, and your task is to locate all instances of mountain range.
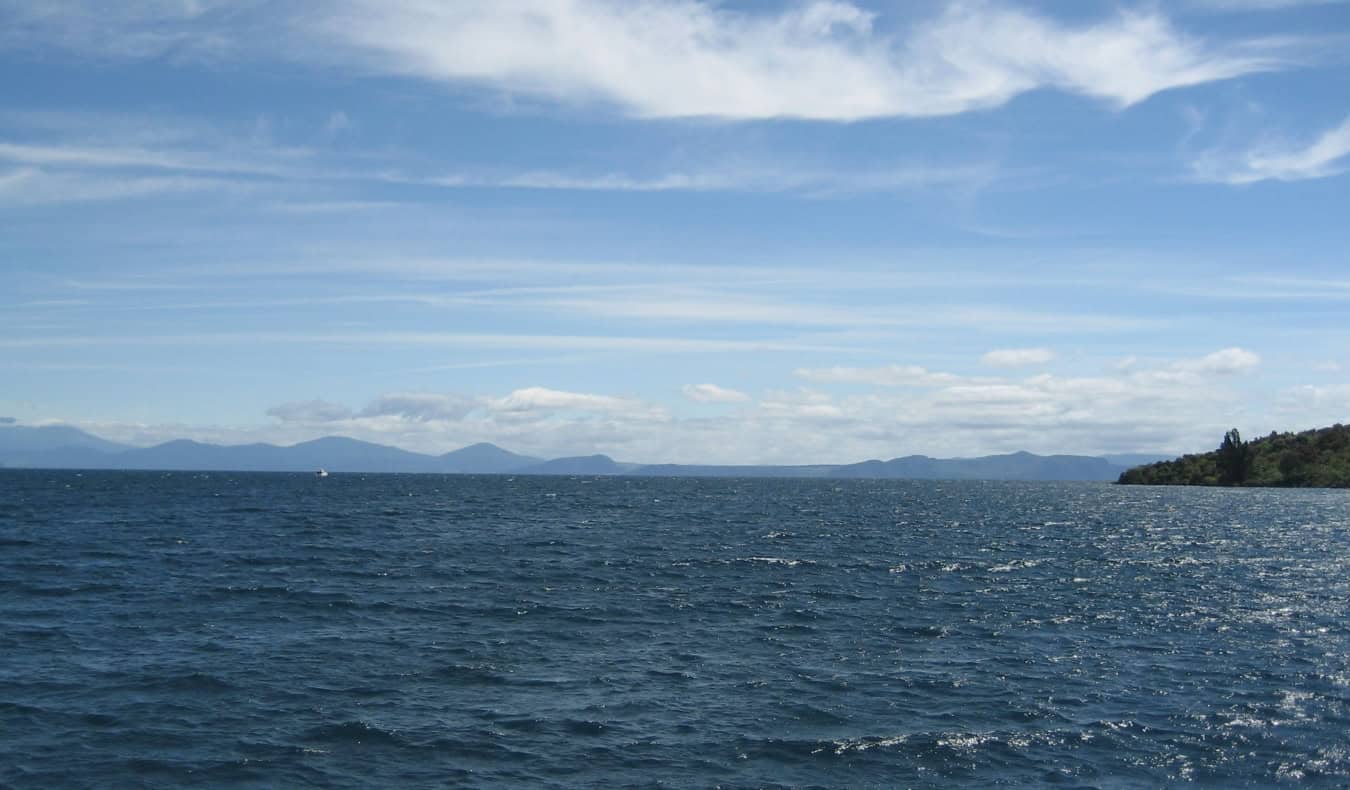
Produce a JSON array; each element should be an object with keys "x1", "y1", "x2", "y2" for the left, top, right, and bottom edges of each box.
[{"x1": 0, "y1": 424, "x2": 1164, "y2": 481}]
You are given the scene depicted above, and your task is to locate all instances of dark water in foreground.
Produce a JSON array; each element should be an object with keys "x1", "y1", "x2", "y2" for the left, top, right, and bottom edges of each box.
[{"x1": 1, "y1": 471, "x2": 1348, "y2": 787}]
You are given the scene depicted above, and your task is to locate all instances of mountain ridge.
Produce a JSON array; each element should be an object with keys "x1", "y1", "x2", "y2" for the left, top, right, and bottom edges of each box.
[{"x1": 0, "y1": 424, "x2": 1144, "y2": 481}]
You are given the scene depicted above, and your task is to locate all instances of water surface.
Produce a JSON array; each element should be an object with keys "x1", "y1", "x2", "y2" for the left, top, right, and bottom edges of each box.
[{"x1": 2, "y1": 471, "x2": 1347, "y2": 786}]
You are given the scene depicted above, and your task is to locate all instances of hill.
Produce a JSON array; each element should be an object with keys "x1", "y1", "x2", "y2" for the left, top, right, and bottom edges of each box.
[{"x1": 1118, "y1": 425, "x2": 1350, "y2": 488}]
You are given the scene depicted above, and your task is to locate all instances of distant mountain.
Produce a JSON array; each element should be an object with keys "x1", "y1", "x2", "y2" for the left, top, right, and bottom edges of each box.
[
  {"x1": 517, "y1": 454, "x2": 635, "y2": 475},
  {"x1": 0, "y1": 424, "x2": 132, "y2": 468},
  {"x1": 111, "y1": 436, "x2": 443, "y2": 473},
  {"x1": 0, "y1": 426, "x2": 537, "y2": 475},
  {"x1": 600, "y1": 453, "x2": 1123, "y2": 481},
  {"x1": 2, "y1": 424, "x2": 1135, "y2": 481},
  {"x1": 0, "y1": 424, "x2": 131, "y2": 455},
  {"x1": 831, "y1": 451, "x2": 1124, "y2": 482},
  {"x1": 441, "y1": 442, "x2": 541, "y2": 473}
]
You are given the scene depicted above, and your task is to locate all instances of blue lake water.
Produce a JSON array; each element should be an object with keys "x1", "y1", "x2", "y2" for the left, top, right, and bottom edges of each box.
[{"x1": 1, "y1": 470, "x2": 1348, "y2": 787}]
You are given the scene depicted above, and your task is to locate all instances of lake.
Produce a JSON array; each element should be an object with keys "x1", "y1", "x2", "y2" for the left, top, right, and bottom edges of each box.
[{"x1": 2, "y1": 471, "x2": 1347, "y2": 786}]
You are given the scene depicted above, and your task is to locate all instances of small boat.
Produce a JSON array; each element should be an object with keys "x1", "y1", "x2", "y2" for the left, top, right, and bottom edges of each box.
[{"x1": 316, "y1": 468, "x2": 329, "y2": 477}]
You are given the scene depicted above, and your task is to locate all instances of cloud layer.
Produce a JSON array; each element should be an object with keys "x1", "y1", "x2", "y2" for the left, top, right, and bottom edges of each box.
[
  {"x1": 235, "y1": 347, "x2": 1272, "y2": 463},
  {"x1": 3, "y1": 1, "x2": 1286, "y2": 121},
  {"x1": 318, "y1": 0, "x2": 1280, "y2": 120}
]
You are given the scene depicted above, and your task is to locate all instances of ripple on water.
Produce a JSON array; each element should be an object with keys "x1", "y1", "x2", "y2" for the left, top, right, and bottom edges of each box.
[{"x1": 1, "y1": 472, "x2": 1347, "y2": 786}]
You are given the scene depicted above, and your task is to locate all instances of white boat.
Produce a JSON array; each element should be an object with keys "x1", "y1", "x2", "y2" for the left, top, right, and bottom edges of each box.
[{"x1": 316, "y1": 468, "x2": 329, "y2": 477}]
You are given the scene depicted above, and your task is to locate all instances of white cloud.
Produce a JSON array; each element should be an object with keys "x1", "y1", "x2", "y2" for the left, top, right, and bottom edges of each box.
[
  {"x1": 1277, "y1": 383, "x2": 1350, "y2": 410},
  {"x1": 1, "y1": 0, "x2": 1294, "y2": 121},
  {"x1": 488, "y1": 386, "x2": 652, "y2": 415},
  {"x1": 69, "y1": 344, "x2": 1280, "y2": 463},
  {"x1": 1193, "y1": 115, "x2": 1350, "y2": 184},
  {"x1": 682, "y1": 383, "x2": 750, "y2": 403},
  {"x1": 311, "y1": 1, "x2": 1280, "y2": 121},
  {"x1": 795, "y1": 364, "x2": 963, "y2": 387},
  {"x1": 1275, "y1": 383, "x2": 1350, "y2": 428},
  {"x1": 980, "y1": 347, "x2": 1055, "y2": 367},
  {"x1": 758, "y1": 389, "x2": 845, "y2": 420},
  {"x1": 1176, "y1": 347, "x2": 1261, "y2": 374},
  {"x1": 761, "y1": 351, "x2": 1271, "y2": 458}
]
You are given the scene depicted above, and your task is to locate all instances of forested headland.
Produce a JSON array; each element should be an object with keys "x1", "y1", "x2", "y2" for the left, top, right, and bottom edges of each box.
[{"x1": 1118, "y1": 424, "x2": 1350, "y2": 487}]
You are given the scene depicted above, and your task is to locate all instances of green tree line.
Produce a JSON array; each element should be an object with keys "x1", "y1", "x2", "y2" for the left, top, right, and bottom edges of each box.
[{"x1": 1118, "y1": 424, "x2": 1350, "y2": 488}]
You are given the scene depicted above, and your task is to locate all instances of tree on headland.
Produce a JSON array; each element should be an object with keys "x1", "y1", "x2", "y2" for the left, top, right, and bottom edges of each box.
[{"x1": 1217, "y1": 428, "x2": 1251, "y2": 485}]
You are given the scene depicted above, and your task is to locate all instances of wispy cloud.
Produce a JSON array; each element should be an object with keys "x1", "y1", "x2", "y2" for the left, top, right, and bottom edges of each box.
[
  {"x1": 795, "y1": 364, "x2": 964, "y2": 387},
  {"x1": 406, "y1": 161, "x2": 996, "y2": 196},
  {"x1": 0, "y1": 166, "x2": 248, "y2": 205},
  {"x1": 0, "y1": 113, "x2": 318, "y2": 204},
  {"x1": 1193, "y1": 114, "x2": 1350, "y2": 183},
  {"x1": 0, "y1": 140, "x2": 305, "y2": 176},
  {"x1": 0, "y1": 0, "x2": 246, "y2": 60},
  {"x1": 213, "y1": 347, "x2": 1273, "y2": 461},
  {"x1": 682, "y1": 383, "x2": 751, "y2": 403},
  {"x1": 0, "y1": 330, "x2": 850, "y2": 355},
  {"x1": 1184, "y1": 0, "x2": 1348, "y2": 11},
  {"x1": 981, "y1": 347, "x2": 1055, "y2": 367},
  {"x1": 2, "y1": 115, "x2": 993, "y2": 200},
  {"x1": 315, "y1": 1, "x2": 1284, "y2": 121},
  {"x1": 4, "y1": 2, "x2": 1290, "y2": 122},
  {"x1": 447, "y1": 291, "x2": 1163, "y2": 333}
]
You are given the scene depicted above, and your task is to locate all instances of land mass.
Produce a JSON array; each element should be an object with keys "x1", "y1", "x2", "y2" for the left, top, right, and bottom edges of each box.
[
  {"x1": 0, "y1": 424, "x2": 1161, "y2": 481},
  {"x1": 1118, "y1": 424, "x2": 1350, "y2": 488}
]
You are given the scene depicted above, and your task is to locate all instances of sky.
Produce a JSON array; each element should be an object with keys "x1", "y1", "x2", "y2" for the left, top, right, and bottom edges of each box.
[{"x1": 2, "y1": 0, "x2": 1349, "y2": 464}]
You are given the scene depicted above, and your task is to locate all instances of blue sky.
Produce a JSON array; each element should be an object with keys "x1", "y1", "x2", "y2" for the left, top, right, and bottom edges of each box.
[{"x1": 2, "y1": 0, "x2": 1349, "y2": 463}]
